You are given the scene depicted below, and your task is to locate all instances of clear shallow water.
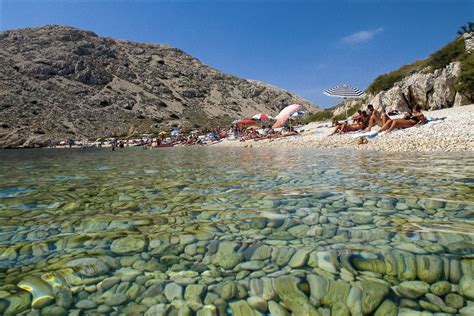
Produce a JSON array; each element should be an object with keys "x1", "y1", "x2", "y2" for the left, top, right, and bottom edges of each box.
[{"x1": 0, "y1": 148, "x2": 473, "y2": 315}]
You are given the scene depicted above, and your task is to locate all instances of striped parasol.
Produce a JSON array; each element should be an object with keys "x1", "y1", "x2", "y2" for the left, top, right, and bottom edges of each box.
[
  {"x1": 324, "y1": 84, "x2": 365, "y2": 121},
  {"x1": 324, "y1": 84, "x2": 365, "y2": 98}
]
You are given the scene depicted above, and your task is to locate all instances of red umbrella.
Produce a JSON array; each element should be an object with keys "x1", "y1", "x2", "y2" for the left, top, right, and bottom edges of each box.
[
  {"x1": 252, "y1": 113, "x2": 272, "y2": 121},
  {"x1": 234, "y1": 119, "x2": 256, "y2": 126}
]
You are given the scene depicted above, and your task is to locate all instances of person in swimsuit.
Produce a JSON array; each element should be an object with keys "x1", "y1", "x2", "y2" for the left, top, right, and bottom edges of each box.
[
  {"x1": 329, "y1": 111, "x2": 368, "y2": 135},
  {"x1": 366, "y1": 104, "x2": 390, "y2": 131},
  {"x1": 379, "y1": 105, "x2": 426, "y2": 132}
]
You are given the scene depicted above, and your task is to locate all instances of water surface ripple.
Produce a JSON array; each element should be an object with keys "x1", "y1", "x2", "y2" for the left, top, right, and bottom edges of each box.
[{"x1": 0, "y1": 148, "x2": 473, "y2": 315}]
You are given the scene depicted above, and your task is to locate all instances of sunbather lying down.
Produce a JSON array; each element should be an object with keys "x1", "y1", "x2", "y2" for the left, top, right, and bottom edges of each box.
[
  {"x1": 329, "y1": 110, "x2": 369, "y2": 136},
  {"x1": 379, "y1": 105, "x2": 426, "y2": 133}
]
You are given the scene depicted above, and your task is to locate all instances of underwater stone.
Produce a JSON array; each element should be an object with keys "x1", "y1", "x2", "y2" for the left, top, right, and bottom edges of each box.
[
  {"x1": 321, "y1": 279, "x2": 351, "y2": 308},
  {"x1": 350, "y1": 252, "x2": 386, "y2": 275},
  {"x1": 247, "y1": 296, "x2": 268, "y2": 313},
  {"x1": 249, "y1": 245, "x2": 272, "y2": 260},
  {"x1": 126, "y1": 283, "x2": 145, "y2": 301},
  {"x1": 445, "y1": 293, "x2": 464, "y2": 309},
  {"x1": 66, "y1": 257, "x2": 110, "y2": 277},
  {"x1": 419, "y1": 300, "x2": 441, "y2": 312},
  {"x1": 430, "y1": 281, "x2": 451, "y2": 296},
  {"x1": 273, "y1": 276, "x2": 318, "y2": 316},
  {"x1": 307, "y1": 274, "x2": 329, "y2": 306},
  {"x1": 54, "y1": 286, "x2": 73, "y2": 309},
  {"x1": 393, "y1": 250, "x2": 417, "y2": 281},
  {"x1": 214, "y1": 281, "x2": 237, "y2": 300},
  {"x1": 178, "y1": 305, "x2": 192, "y2": 316},
  {"x1": 288, "y1": 248, "x2": 312, "y2": 268},
  {"x1": 315, "y1": 250, "x2": 339, "y2": 274},
  {"x1": 17, "y1": 277, "x2": 54, "y2": 309},
  {"x1": 359, "y1": 280, "x2": 390, "y2": 314},
  {"x1": 416, "y1": 255, "x2": 442, "y2": 283},
  {"x1": 374, "y1": 299, "x2": 398, "y2": 316},
  {"x1": 239, "y1": 260, "x2": 265, "y2": 271},
  {"x1": 184, "y1": 284, "x2": 206, "y2": 306},
  {"x1": 211, "y1": 242, "x2": 244, "y2": 269},
  {"x1": 75, "y1": 299, "x2": 96, "y2": 309},
  {"x1": 110, "y1": 236, "x2": 146, "y2": 255},
  {"x1": 273, "y1": 246, "x2": 296, "y2": 266},
  {"x1": 164, "y1": 283, "x2": 183, "y2": 301},
  {"x1": 196, "y1": 305, "x2": 217, "y2": 316},
  {"x1": 459, "y1": 306, "x2": 474, "y2": 316},
  {"x1": 399, "y1": 299, "x2": 420, "y2": 309},
  {"x1": 459, "y1": 276, "x2": 474, "y2": 300},
  {"x1": 98, "y1": 276, "x2": 121, "y2": 291},
  {"x1": 229, "y1": 300, "x2": 261, "y2": 316},
  {"x1": 41, "y1": 305, "x2": 67, "y2": 316},
  {"x1": 105, "y1": 293, "x2": 128, "y2": 306},
  {"x1": 2, "y1": 292, "x2": 31, "y2": 316},
  {"x1": 425, "y1": 293, "x2": 446, "y2": 308},
  {"x1": 145, "y1": 303, "x2": 169, "y2": 316},
  {"x1": 346, "y1": 285, "x2": 362, "y2": 315},
  {"x1": 268, "y1": 301, "x2": 290, "y2": 316},
  {"x1": 397, "y1": 281, "x2": 430, "y2": 299},
  {"x1": 449, "y1": 258, "x2": 462, "y2": 283}
]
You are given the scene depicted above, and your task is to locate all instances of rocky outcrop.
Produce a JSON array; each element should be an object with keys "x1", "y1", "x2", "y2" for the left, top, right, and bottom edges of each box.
[
  {"x1": 0, "y1": 25, "x2": 318, "y2": 148},
  {"x1": 463, "y1": 32, "x2": 474, "y2": 53},
  {"x1": 369, "y1": 62, "x2": 465, "y2": 112}
]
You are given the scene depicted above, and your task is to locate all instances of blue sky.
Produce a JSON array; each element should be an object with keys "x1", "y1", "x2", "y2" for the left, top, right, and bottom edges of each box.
[{"x1": 1, "y1": 0, "x2": 472, "y2": 108}]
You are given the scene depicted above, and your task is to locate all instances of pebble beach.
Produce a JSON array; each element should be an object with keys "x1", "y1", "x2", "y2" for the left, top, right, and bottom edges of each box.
[{"x1": 214, "y1": 104, "x2": 474, "y2": 152}]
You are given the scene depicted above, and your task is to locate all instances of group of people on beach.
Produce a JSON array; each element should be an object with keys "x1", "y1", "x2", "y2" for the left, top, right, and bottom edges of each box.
[{"x1": 330, "y1": 104, "x2": 426, "y2": 136}]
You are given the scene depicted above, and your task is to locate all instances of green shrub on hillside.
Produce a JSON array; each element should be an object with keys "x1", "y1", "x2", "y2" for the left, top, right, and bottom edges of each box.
[
  {"x1": 303, "y1": 109, "x2": 333, "y2": 123},
  {"x1": 455, "y1": 53, "x2": 474, "y2": 98},
  {"x1": 427, "y1": 37, "x2": 466, "y2": 70},
  {"x1": 367, "y1": 36, "x2": 467, "y2": 95},
  {"x1": 366, "y1": 60, "x2": 427, "y2": 95}
]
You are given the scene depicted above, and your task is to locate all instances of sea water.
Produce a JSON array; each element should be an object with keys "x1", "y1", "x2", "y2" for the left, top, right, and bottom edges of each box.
[{"x1": 0, "y1": 148, "x2": 473, "y2": 315}]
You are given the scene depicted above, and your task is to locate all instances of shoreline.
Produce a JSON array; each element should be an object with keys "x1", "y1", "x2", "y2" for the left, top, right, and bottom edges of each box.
[
  {"x1": 212, "y1": 104, "x2": 474, "y2": 152},
  {"x1": 2, "y1": 105, "x2": 473, "y2": 152}
]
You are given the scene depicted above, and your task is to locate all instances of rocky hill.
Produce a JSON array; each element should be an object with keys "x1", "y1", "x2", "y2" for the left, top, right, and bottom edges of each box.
[{"x1": 0, "y1": 25, "x2": 318, "y2": 148}]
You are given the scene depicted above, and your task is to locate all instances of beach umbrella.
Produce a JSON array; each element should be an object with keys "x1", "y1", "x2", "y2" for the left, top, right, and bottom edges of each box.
[
  {"x1": 158, "y1": 131, "x2": 168, "y2": 138},
  {"x1": 234, "y1": 119, "x2": 256, "y2": 126},
  {"x1": 291, "y1": 111, "x2": 305, "y2": 117},
  {"x1": 252, "y1": 113, "x2": 272, "y2": 121},
  {"x1": 272, "y1": 104, "x2": 302, "y2": 129},
  {"x1": 324, "y1": 84, "x2": 365, "y2": 120}
]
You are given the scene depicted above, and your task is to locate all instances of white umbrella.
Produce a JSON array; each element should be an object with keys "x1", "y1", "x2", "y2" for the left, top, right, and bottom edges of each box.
[{"x1": 272, "y1": 104, "x2": 302, "y2": 128}]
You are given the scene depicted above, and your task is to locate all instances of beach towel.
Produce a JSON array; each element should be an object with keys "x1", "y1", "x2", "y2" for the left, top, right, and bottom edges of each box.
[
  {"x1": 349, "y1": 131, "x2": 379, "y2": 138},
  {"x1": 426, "y1": 117, "x2": 447, "y2": 123}
]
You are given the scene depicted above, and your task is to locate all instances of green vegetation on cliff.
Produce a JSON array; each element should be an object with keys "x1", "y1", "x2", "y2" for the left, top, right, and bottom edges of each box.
[
  {"x1": 367, "y1": 37, "x2": 468, "y2": 95},
  {"x1": 455, "y1": 53, "x2": 474, "y2": 98}
]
